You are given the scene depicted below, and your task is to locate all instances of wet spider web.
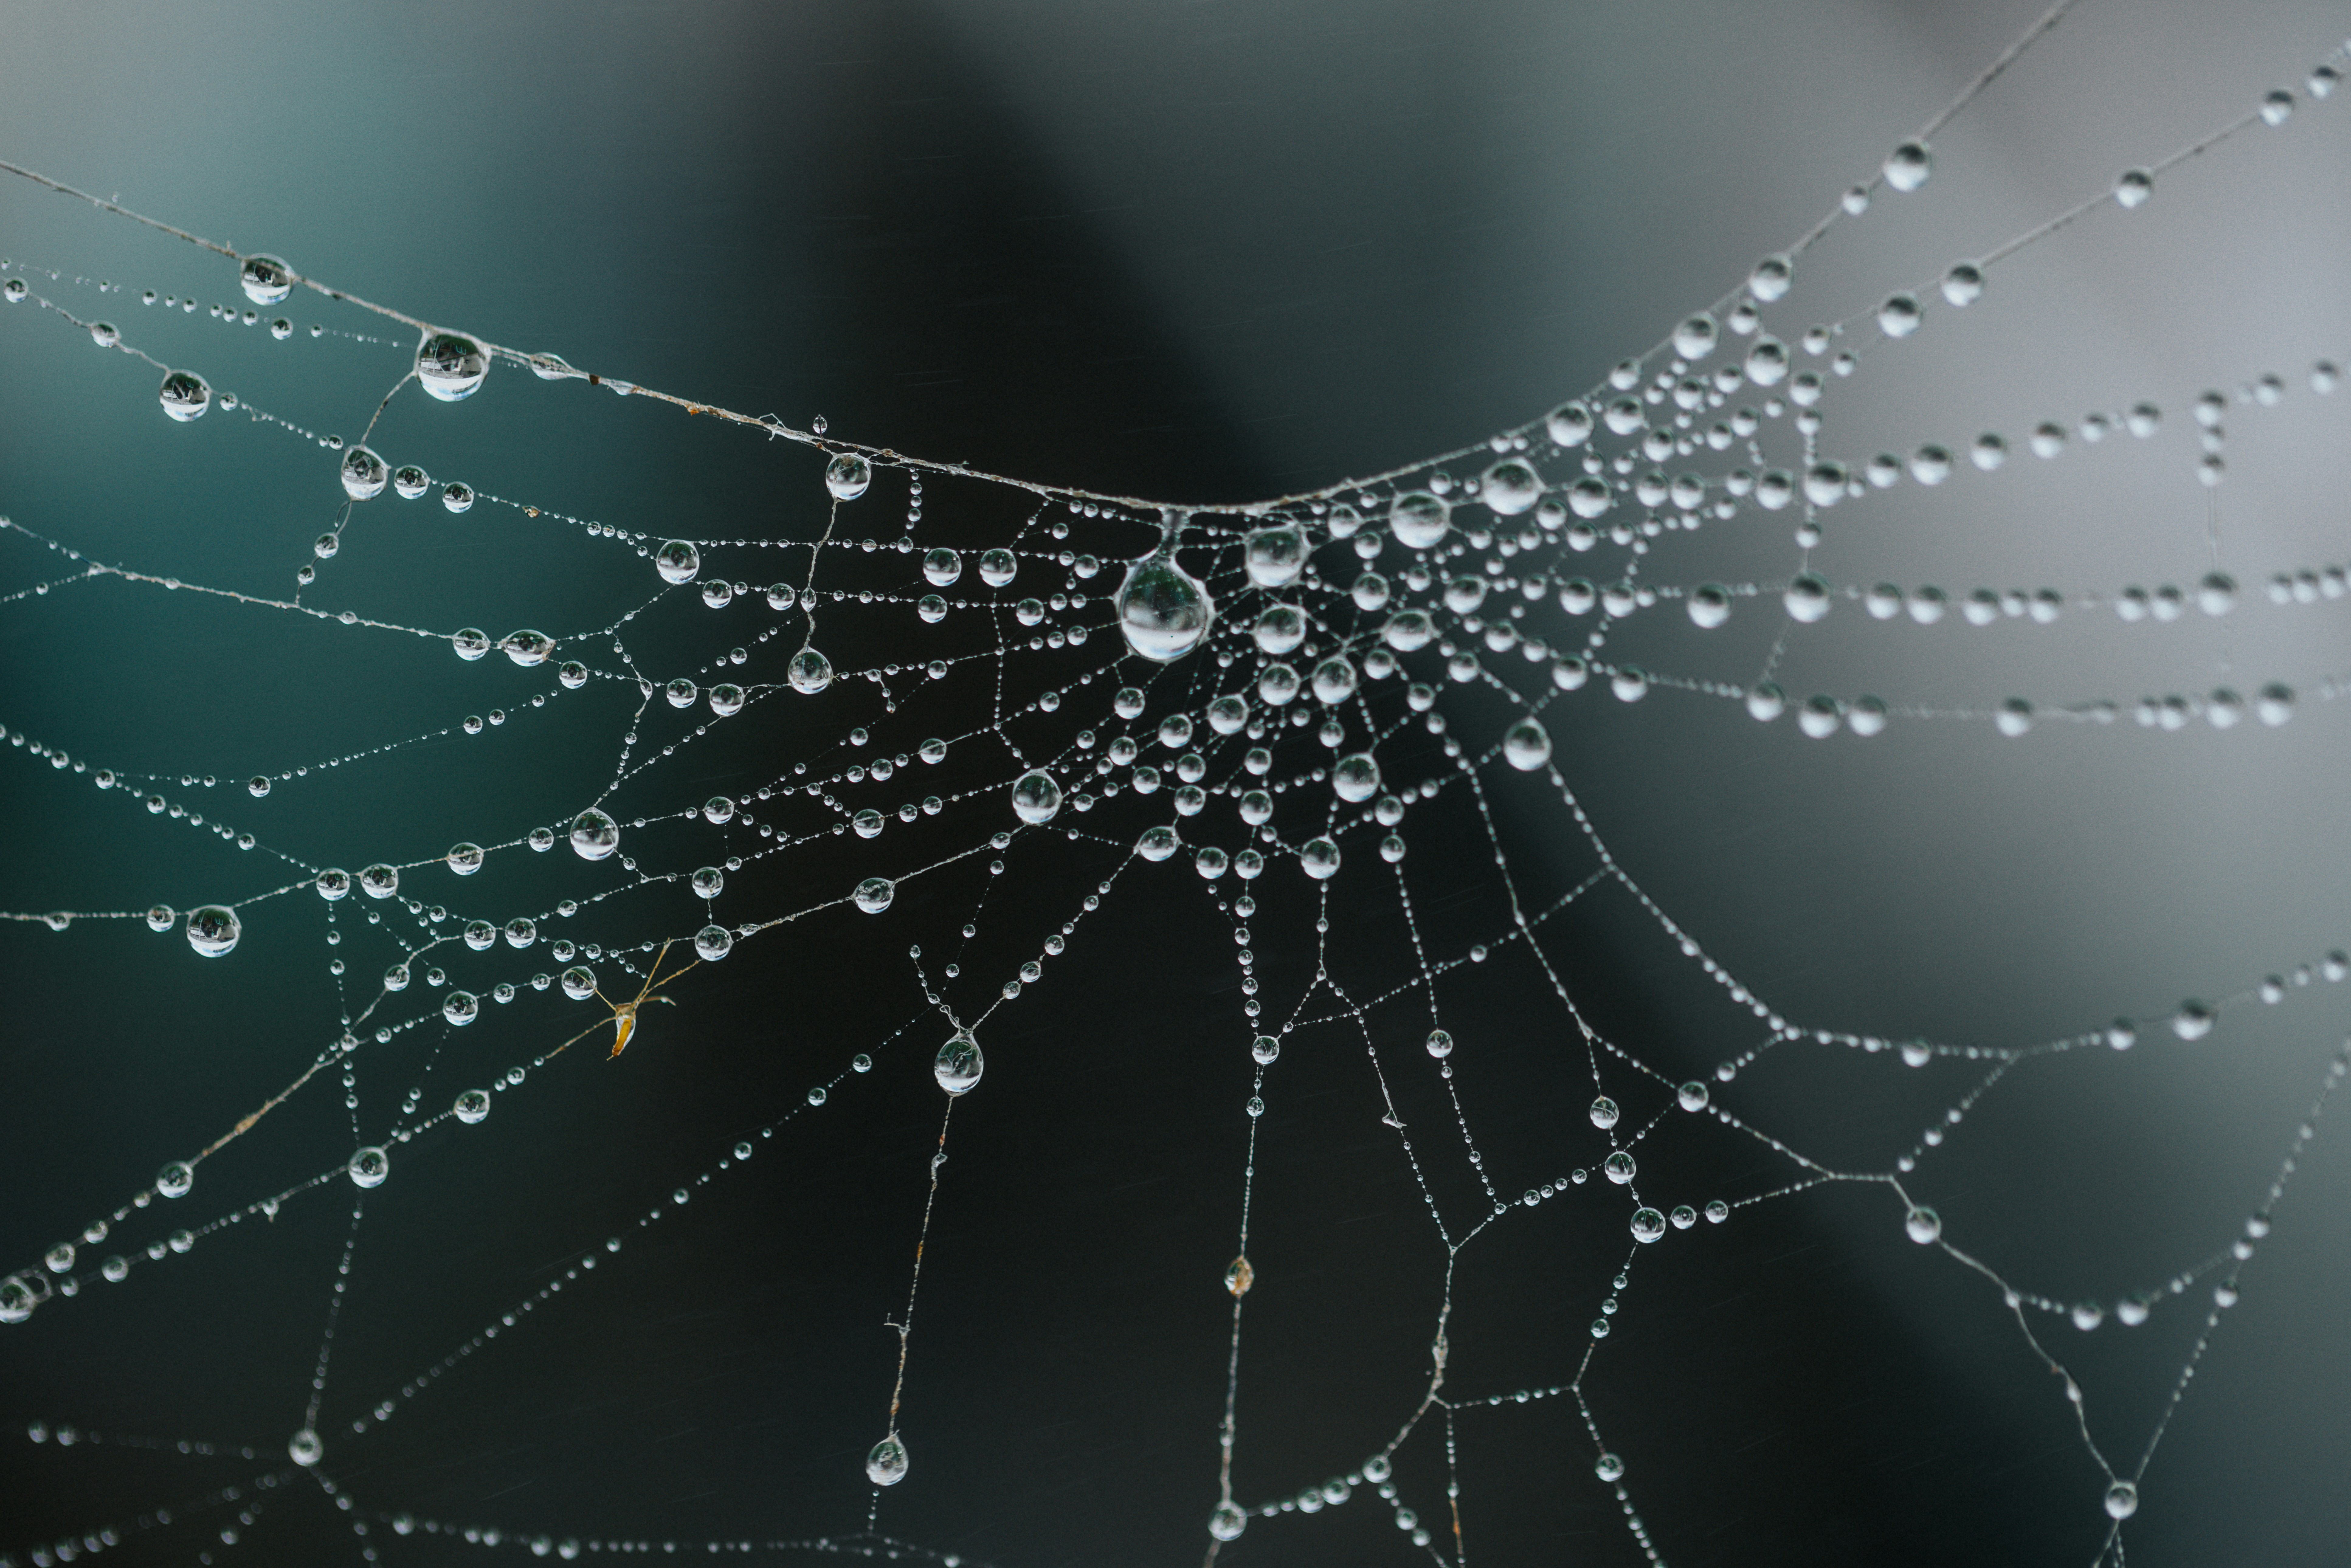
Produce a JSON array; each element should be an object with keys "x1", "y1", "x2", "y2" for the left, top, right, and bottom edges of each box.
[{"x1": 3, "y1": 6, "x2": 2351, "y2": 1566}]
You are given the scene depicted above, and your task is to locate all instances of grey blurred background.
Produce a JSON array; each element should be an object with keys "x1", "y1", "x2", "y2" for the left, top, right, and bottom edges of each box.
[{"x1": 2, "y1": 1, "x2": 2349, "y2": 1564}]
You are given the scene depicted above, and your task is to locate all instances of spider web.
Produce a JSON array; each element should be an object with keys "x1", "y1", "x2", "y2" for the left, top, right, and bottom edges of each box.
[{"x1": 3, "y1": 5, "x2": 2351, "y2": 1565}]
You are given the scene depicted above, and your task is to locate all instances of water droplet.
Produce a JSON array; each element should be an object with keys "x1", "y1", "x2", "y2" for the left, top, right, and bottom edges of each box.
[
  {"x1": 934, "y1": 1031, "x2": 983, "y2": 1094},
  {"x1": 1012, "y1": 770, "x2": 1062, "y2": 824},
  {"x1": 1254, "y1": 604, "x2": 1307, "y2": 655},
  {"x1": 156, "y1": 1161, "x2": 193, "y2": 1198},
  {"x1": 2104, "y1": 1481, "x2": 2138, "y2": 1520},
  {"x1": 158, "y1": 369, "x2": 212, "y2": 422},
  {"x1": 1783, "y1": 574, "x2": 1832, "y2": 623},
  {"x1": 416, "y1": 332, "x2": 488, "y2": 401},
  {"x1": 1332, "y1": 753, "x2": 1381, "y2": 803},
  {"x1": 1481, "y1": 459, "x2": 1542, "y2": 516},
  {"x1": 865, "y1": 1436, "x2": 908, "y2": 1486},
  {"x1": 695, "y1": 925, "x2": 734, "y2": 961},
  {"x1": 1117, "y1": 535, "x2": 1215, "y2": 662},
  {"x1": 1883, "y1": 140, "x2": 1931, "y2": 192},
  {"x1": 789, "y1": 648, "x2": 834, "y2": 693},
  {"x1": 1905, "y1": 1207, "x2": 1942, "y2": 1244},
  {"x1": 1426, "y1": 1029, "x2": 1454, "y2": 1059},
  {"x1": 348, "y1": 1146, "x2": 389, "y2": 1189},
  {"x1": 185, "y1": 905, "x2": 240, "y2": 957},
  {"x1": 288, "y1": 1427, "x2": 323, "y2": 1466},
  {"x1": 1603, "y1": 1151, "x2": 1636, "y2": 1184},
  {"x1": 1547, "y1": 402, "x2": 1594, "y2": 447},
  {"x1": 502, "y1": 629, "x2": 555, "y2": 666},
  {"x1": 853, "y1": 877, "x2": 895, "y2": 914},
  {"x1": 1595, "y1": 1452, "x2": 1625, "y2": 1481},
  {"x1": 1630, "y1": 1208, "x2": 1666, "y2": 1242},
  {"x1": 1300, "y1": 837, "x2": 1341, "y2": 880},
  {"x1": 1745, "y1": 337, "x2": 1789, "y2": 387},
  {"x1": 1389, "y1": 491, "x2": 1451, "y2": 549},
  {"x1": 340, "y1": 446, "x2": 388, "y2": 500},
  {"x1": 1941, "y1": 262, "x2": 1983, "y2": 307},
  {"x1": 1749, "y1": 253, "x2": 1793, "y2": 302},
  {"x1": 1501, "y1": 717, "x2": 1553, "y2": 772},
  {"x1": 825, "y1": 453, "x2": 872, "y2": 500},
  {"x1": 454, "y1": 1089, "x2": 490, "y2": 1124},
  {"x1": 1589, "y1": 1095, "x2": 1618, "y2": 1129},
  {"x1": 655, "y1": 539, "x2": 700, "y2": 584},
  {"x1": 1687, "y1": 584, "x2": 1732, "y2": 629},
  {"x1": 2172, "y1": 1000, "x2": 2214, "y2": 1040},
  {"x1": 1876, "y1": 293, "x2": 1921, "y2": 338},
  {"x1": 1209, "y1": 1503, "x2": 1248, "y2": 1542},
  {"x1": 1673, "y1": 313, "x2": 1718, "y2": 360},
  {"x1": 1225, "y1": 1255, "x2": 1254, "y2": 1297},
  {"x1": 2115, "y1": 168, "x2": 2154, "y2": 209},
  {"x1": 570, "y1": 809, "x2": 620, "y2": 861},
  {"x1": 1245, "y1": 525, "x2": 1307, "y2": 587}
]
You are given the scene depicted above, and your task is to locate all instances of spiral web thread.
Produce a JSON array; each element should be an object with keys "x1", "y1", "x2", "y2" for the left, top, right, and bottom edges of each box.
[{"x1": 2, "y1": 6, "x2": 2350, "y2": 1565}]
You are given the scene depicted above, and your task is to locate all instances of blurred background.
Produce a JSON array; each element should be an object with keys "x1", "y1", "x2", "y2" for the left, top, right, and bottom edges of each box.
[{"x1": 2, "y1": 1, "x2": 2349, "y2": 1563}]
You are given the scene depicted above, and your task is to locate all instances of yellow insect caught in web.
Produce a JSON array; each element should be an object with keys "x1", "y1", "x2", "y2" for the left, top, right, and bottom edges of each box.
[{"x1": 548, "y1": 939, "x2": 700, "y2": 1061}]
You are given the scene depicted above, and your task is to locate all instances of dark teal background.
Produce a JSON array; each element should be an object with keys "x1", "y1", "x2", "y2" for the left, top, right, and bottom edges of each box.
[{"x1": 3, "y1": 2, "x2": 2350, "y2": 1563}]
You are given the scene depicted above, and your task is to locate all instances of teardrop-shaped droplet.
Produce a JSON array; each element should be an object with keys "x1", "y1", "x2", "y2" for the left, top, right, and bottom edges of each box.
[
  {"x1": 340, "y1": 446, "x2": 388, "y2": 500},
  {"x1": 1118, "y1": 534, "x2": 1214, "y2": 663},
  {"x1": 569, "y1": 808, "x2": 620, "y2": 861},
  {"x1": 934, "y1": 1031, "x2": 983, "y2": 1094},
  {"x1": 865, "y1": 1435, "x2": 908, "y2": 1486}
]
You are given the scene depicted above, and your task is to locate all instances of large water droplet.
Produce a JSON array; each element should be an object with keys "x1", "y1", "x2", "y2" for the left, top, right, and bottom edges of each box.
[
  {"x1": 185, "y1": 905, "x2": 240, "y2": 957},
  {"x1": 348, "y1": 1146, "x2": 389, "y2": 1189},
  {"x1": 1389, "y1": 491, "x2": 1450, "y2": 549},
  {"x1": 1253, "y1": 604, "x2": 1307, "y2": 655},
  {"x1": 1480, "y1": 460, "x2": 1542, "y2": 516},
  {"x1": 1208, "y1": 1503, "x2": 1247, "y2": 1542},
  {"x1": 935, "y1": 1031, "x2": 983, "y2": 1094},
  {"x1": 789, "y1": 648, "x2": 834, "y2": 694},
  {"x1": 416, "y1": 332, "x2": 488, "y2": 401},
  {"x1": 340, "y1": 446, "x2": 388, "y2": 500},
  {"x1": 1117, "y1": 534, "x2": 1214, "y2": 663},
  {"x1": 1332, "y1": 753, "x2": 1380, "y2": 803},
  {"x1": 1245, "y1": 525, "x2": 1307, "y2": 587},
  {"x1": 158, "y1": 370, "x2": 212, "y2": 422},
  {"x1": 570, "y1": 809, "x2": 620, "y2": 861},
  {"x1": 825, "y1": 453, "x2": 872, "y2": 500},
  {"x1": 240, "y1": 255, "x2": 295, "y2": 305},
  {"x1": 288, "y1": 1427, "x2": 322, "y2": 1466},
  {"x1": 1011, "y1": 770, "x2": 1062, "y2": 824},
  {"x1": 865, "y1": 1436, "x2": 908, "y2": 1486},
  {"x1": 1883, "y1": 140, "x2": 1931, "y2": 192}
]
